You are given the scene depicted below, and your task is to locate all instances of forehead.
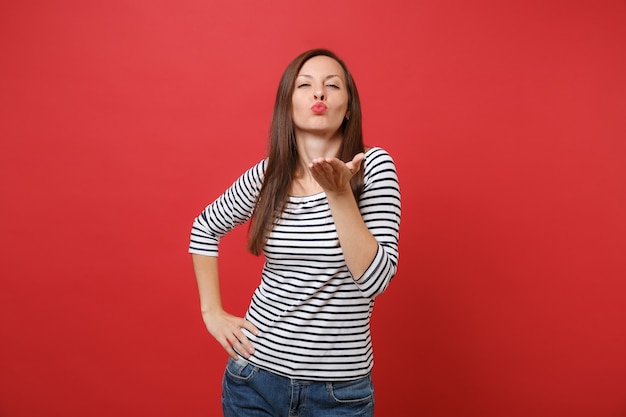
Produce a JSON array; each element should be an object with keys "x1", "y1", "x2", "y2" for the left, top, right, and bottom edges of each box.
[{"x1": 297, "y1": 55, "x2": 345, "y2": 78}]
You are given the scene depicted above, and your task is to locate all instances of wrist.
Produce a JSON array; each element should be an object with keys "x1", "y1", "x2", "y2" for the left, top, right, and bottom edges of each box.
[
  {"x1": 325, "y1": 186, "x2": 354, "y2": 200},
  {"x1": 201, "y1": 304, "x2": 223, "y2": 316}
]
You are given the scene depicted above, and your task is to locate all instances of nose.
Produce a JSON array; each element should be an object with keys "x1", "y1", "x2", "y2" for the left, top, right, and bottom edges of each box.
[{"x1": 313, "y1": 87, "x2": 325, "y2": 101}]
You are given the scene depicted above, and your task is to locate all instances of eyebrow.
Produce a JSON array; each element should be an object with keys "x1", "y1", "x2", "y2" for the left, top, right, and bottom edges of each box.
[{"x1": 296, "y1": 74, "x2": 343, "y2": 80}]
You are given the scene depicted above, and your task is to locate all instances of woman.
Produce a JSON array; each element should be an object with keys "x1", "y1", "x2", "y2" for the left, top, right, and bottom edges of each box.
[{"x1": 189, "y1": 48, "x2": 401, "y2": 417}]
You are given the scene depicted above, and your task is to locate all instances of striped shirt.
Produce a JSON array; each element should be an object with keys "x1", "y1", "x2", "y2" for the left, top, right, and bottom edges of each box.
[{"x1": 189, "y1": 147, "x2": 401, "y2": 381}]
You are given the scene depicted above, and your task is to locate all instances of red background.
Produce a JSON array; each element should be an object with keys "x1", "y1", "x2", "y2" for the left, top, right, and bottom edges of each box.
[{"x1": 1, "y1": 1, "x2": 625, "y2": 416}]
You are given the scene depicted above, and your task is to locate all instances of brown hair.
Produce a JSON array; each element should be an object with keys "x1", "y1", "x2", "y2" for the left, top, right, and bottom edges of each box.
[{"x1": 247, "y1": 49, "x2": 365, "y2": 255}]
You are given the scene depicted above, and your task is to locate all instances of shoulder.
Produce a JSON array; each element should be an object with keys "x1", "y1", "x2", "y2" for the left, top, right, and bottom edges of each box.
[
  {"x1": 363, "y1": 147, "x2": 397, "y2": 173},
  {"x1": 242, "y1": 158, "x2": 268, "y2": 177},
  {"x1": 231, "y1": 158, "x2": 268, "y2": 191}
]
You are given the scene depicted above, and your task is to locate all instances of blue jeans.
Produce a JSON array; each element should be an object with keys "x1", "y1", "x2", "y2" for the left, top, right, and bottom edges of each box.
[{"x1": 222, "y1": 356, "x2": 375, "y2": 417}]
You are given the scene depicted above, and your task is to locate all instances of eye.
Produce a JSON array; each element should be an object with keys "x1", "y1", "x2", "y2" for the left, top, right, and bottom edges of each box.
[
  {"x1": 326, "y1": 83, "x2": 340, "y2": 89},
  {"x1": 297, "y1": 82, "x2": 311, "y2": 88}
]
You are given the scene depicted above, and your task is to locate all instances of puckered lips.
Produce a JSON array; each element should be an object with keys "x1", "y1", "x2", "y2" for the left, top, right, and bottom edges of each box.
[{"x1": 311, "y1": 102, "x2": 327, "y2": 114}]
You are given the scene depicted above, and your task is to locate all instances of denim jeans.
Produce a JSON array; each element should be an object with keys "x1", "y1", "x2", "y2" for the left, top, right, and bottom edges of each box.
[{"x1": 222, "y1": 356, "x2": 375, "y2": 417}]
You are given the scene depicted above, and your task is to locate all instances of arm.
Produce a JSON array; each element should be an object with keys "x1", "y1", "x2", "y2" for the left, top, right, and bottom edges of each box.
[
  {"x1": 311, "y1": 153, "x2": 378, "y2": 278},
  {"x1": 189, "y1": 160, "x2": 266, "y2": 358},
  {"x1": 310, "y1": 149, "x2": 401, "y2": 295},
  {"x1": 192, "y1": 254, "x2": 258, "y2": 360}
]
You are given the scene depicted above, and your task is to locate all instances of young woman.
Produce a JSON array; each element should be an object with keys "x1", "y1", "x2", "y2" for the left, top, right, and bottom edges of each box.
[{"x1": 189, "y1": 48, "x2": 401, "y2": 417}]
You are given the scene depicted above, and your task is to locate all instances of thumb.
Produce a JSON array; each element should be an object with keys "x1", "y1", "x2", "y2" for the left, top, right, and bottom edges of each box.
[{"x1": 347, "y1": 152, "x2": 365, "y2": 174}]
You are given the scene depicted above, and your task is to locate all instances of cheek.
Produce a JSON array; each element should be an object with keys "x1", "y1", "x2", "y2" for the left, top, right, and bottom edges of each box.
[
  {"x1": 291, "y1": 101, "x2": 303, "y2": 118},
  {"x1": 292, "y1": 95, "x2": 307, "y2": 113},
  {"x1": 337, "y1": 94, "x2": 349, "y2": 110}
]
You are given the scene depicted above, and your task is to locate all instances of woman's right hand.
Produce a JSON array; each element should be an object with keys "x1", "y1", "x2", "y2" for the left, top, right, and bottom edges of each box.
[{"x1": 202, "y1": 308, "x2": 259, "y2": 360}]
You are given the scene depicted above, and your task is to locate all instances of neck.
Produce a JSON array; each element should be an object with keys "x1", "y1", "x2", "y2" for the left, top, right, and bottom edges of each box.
[{"x1": 294, "y1": 131, "x2": 342, "y2": 175}]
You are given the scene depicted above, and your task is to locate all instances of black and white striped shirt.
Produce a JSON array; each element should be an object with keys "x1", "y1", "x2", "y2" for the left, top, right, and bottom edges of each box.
[{"x1": 189, "y1": 147, "x2": 401, "y2": 380}]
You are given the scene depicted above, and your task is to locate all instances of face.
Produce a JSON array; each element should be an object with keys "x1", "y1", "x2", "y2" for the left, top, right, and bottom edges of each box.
[{"x1": 291, "y1": 55, "x2": 349, "y2": 138}]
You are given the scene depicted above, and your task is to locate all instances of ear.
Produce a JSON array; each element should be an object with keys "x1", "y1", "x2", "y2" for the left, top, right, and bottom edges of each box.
[{"x1": 345, "y1": 110, "x2": 350, "y2": 121}]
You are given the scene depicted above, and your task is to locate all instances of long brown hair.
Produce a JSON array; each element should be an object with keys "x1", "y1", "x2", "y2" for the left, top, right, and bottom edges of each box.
[{"x1": 247, "y1": 49, "x2": 365, "y2": 255}]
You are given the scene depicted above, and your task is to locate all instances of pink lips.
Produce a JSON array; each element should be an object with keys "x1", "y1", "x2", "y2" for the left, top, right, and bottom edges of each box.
[{"x1": 311, "y1": 102, "x2": 327, "y2": 114}]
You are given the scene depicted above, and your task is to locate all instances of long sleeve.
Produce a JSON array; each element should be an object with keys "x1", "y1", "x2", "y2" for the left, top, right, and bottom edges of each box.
[
  {"x1": 188, "y1": 148, "x2": 401, "y2": 381},
  {"x1": 189, "y1": 160, "x2": 266, "y2": 256},
  {"x1": 353, "y1": 148, "x2": 401, "y2": 298}
]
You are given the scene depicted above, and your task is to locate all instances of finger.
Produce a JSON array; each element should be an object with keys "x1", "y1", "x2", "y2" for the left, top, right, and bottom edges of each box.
[
  {"x1": 320, "y1": 161, "x2": 334, "y2": 176},
  {"x1": 352, "y1": 152, "x2": 365, "y2": 168},
  {"x1": 220, "y1": 338, "x2": 241, "y2": 360},
  {"x1": 234, "y1": 321, "x2": 259, "y2": 355},
  {"x1": 242, "y1": 320, "x2": 260, "y2": 336},
  {"x1": 308, "y1": 161, "x2": 323, "y2": 177},
  {"x1": 227, "y1": 334, "x2": 253, "y2": 359},
  {"x1": 233, "y1": 330, "x2": 255, "y2": 354},
  {"x1": 309, "y1": 161, "x2": 334, "y2": 183},
  {"x1": 324, "y1": 158, "x2": 344, "y2": 170},
  {"x1": 310, "y1": 158, "x2": 333, "y2": 173},
  {"x1": 320, "y1": 159, "x2": 349, "y2": 179},
  {"x1": 347, "y1": 153, "x2": 365, "y2": 174},
  {"x1": 325, "y1": 156, "x2": 359, "y2": 175}
]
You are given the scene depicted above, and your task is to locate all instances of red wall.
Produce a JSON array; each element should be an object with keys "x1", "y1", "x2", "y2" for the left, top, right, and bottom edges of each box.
[{"x1": 1, "y1": 1, "x2": 625, "y2": 416}]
